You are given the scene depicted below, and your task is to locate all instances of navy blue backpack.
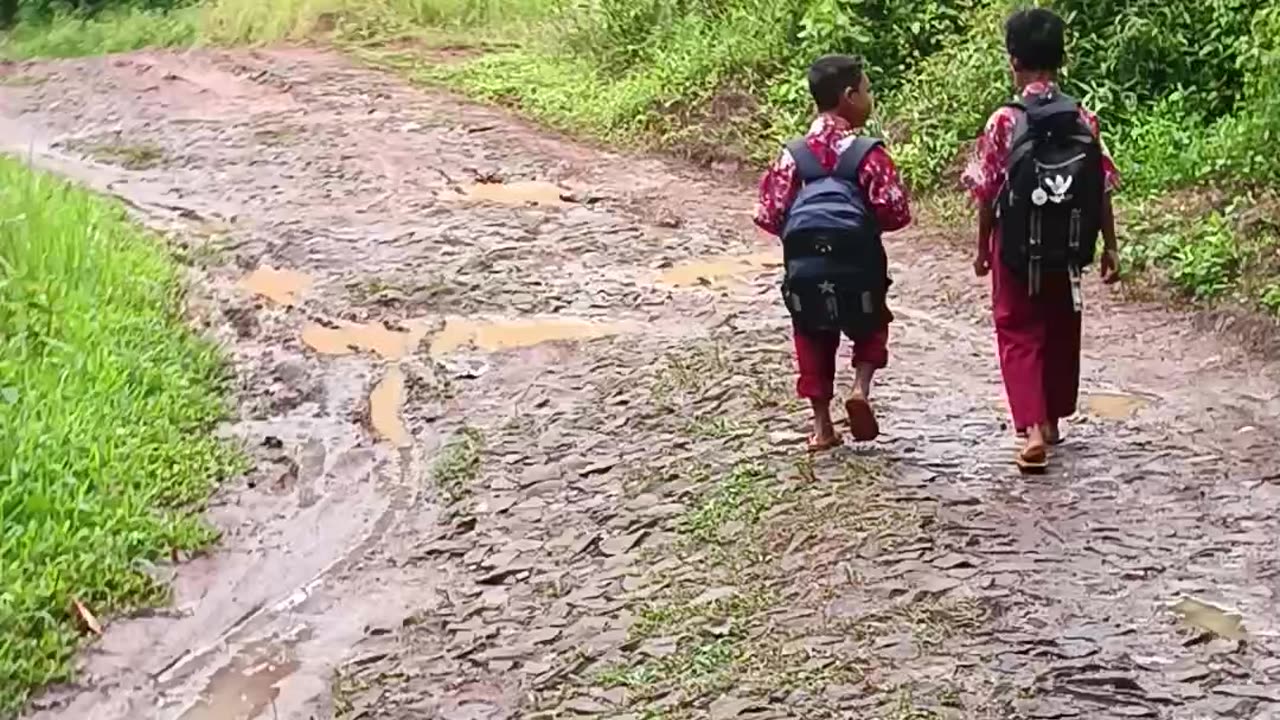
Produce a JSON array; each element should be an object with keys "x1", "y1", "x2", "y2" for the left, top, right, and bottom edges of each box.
[{"x1": 780, "y1": 137, "x2": 888, "y2": 338}]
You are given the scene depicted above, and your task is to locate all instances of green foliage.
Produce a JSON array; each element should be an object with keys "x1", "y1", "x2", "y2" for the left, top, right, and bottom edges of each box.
[
  {"x1": 881, "y1": 0, "x2": 1009, "y2": 190},
  {"x1": 0, "y1": 157, "x2": 240, "y2": 715},
  {"x1": 2, "y1": 0, "x2": 190, "y2": 30},
  {"x1": 1059, "y1": 0, "x2": 1260, "y2": 125},
  {"x1": 0, "y1": 6, "x2": 195, "y2": 59}
]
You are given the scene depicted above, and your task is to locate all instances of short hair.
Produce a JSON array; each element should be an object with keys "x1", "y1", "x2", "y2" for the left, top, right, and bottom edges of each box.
[
  {"x1": 807, "y1": 55, "x2": 864, "y2": 111},
  {"x1": 1005, "y1": 8, "x2": 1066, "y2": 72}
]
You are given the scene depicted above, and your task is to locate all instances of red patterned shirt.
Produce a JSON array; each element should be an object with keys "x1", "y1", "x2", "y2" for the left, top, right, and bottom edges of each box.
[
  {"x1": 962, "y1": 80, "x2": 1120, "y2": 206},
  {"x1": 754, "y1": 114, "x2": 912, "y2": 237}
]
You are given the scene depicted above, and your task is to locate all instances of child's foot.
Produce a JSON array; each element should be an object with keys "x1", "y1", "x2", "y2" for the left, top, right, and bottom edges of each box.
[
  {"x1": 807, "y1": 431, "x2": 843, "y2": 453},
  {"x1": 1042, "y1": 420, "x2": 1063, "y2": 446},
  {"x1": 844, "y1": 393, "x2": 880, "y2": 442},
  {"x1": 807, "y1": 398, "x2": 841, "y2": 452},
  {"x1": 1015, "y1": 429, "x2": 1049, "y2": 474},
  {"x1": 1017, "y1": 423, "x2": 1064, "y2": 445}
]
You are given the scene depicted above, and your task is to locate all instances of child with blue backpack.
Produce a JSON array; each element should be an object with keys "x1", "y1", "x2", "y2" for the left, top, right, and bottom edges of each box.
[{"x1": 755, "y1": 54, "x2": 913, "y2": 451}]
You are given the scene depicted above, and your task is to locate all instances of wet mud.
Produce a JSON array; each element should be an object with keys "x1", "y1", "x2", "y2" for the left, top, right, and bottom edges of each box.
[
  {"x1": 240, "y1": 266, "x2": 313, "y2": 306},
  {"x1": 429, "y1": 316, "x2": 632, "y2": 356},
  {"x1": 3, "y1": 49, "x2": 1280, "y2": 720}
]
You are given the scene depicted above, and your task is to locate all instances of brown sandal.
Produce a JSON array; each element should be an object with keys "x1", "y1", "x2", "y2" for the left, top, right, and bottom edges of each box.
[
  {"x1": 1015, "y1": 445, "x2": 1048, "y2": 474},
  {"x1": 844, "y1": 396, "x2": 880, "y2": 442}
]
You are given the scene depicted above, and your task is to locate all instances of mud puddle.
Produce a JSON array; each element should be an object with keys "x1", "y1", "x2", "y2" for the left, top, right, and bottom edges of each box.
[
  {"x1": 177, "y1": 638, "x2": 300, "y2": 720},
  {"x1": 458, "y1": 180, "x2": 570, "y2": 207},
  {"x1": 429, "y1": 315, "x2": 630, "y2": 355},
  {"x1": 369, "y1": 366, "x2": 410, "y2": 447},
  {"x1": 1084, "y1": 391, "x2": 1151, "y2": 419},
  {"x1": 658, "y1": 251, "x2": 780, "y2": 287},
  {"x1": 302, "y1": 319, "x2": 431, "y2": 360},
  {"x1": 240, "y1": 266, "x2": 313, "y2": 306}
]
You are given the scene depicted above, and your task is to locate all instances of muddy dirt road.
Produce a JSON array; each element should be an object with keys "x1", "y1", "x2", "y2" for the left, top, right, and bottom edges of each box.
[{"x1": 4, "y1": 48, "x2": 1280, "y2": 720}]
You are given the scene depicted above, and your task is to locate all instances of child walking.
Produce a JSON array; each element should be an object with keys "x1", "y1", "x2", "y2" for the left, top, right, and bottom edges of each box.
[
  {"x1": 755, "y1": 55, "x2": 912, "y2": 451},
  {"x1": 962, "y1": 8, "x2": 1121, "y2": 472}
]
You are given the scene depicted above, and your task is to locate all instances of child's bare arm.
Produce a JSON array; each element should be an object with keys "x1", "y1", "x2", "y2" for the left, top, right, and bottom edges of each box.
[
  {"x1": 974, "y1": 204, "x2": 995, "y2": 276},
  {"x1": 1101, "y1": 194, "x2": 1117, "y2": 252},
  {"x1": 1099, "y1": 193, "x2": 1121, "y2": 283}
]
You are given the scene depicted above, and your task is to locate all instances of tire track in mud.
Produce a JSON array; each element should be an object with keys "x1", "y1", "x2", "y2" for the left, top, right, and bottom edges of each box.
[{"x1": 3, "y1": 49, "x2": 1280, "y2": 720}]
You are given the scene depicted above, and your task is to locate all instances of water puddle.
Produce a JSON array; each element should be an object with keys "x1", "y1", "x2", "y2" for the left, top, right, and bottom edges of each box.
[
  {"x1": 302, "y1": 319, "x2": 431, "y2": 361},
  {"x1": 240, "y1": 266, "x2": 312, "y2": 306},
  {"x1": 659, "y1": 252, "x2": 780, "y2": 287},
  {"x1": 429, "y1": 316, "x2": 628, "y2": 356},
  {"x1": 177, "y1": 640, "x2": 300, "y2": 720},
  {"x1": 1084, "y1": 392, "x2": 1150, "y2": 420},
  {"x1": 370, "y1": 366, "x2": 410, "y2": 447},
  {"x1": 459, "y1": 181, "x2": 569, "y2": 207}
]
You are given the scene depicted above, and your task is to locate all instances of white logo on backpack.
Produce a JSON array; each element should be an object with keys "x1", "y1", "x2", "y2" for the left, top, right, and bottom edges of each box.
[{"x1": 1043, "y1": 175, "x2": 1073, "y2": 204}]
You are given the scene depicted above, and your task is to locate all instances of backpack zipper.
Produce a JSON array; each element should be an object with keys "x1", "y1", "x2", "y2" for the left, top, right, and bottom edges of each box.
[{"x1": 1034, "y1": 153, "x2": 1087, "y2": 171}]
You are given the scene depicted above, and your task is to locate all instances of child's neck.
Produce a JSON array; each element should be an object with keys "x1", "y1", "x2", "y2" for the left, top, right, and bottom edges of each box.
[
  {"x1": 1014, "y1": 70, "x2": 1056, "y2": 90},
  {"x1": 820, "y1": 110, "x2": 863, "y2": 130}
]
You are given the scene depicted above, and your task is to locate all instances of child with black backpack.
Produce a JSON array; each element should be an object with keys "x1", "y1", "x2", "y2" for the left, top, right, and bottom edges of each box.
[
  {"x1": 755, "y1": 54, "x2": 912, "y2": 451},
  {"x1": 962, "y1": 8, "x2": 1121, "y2": 472}
]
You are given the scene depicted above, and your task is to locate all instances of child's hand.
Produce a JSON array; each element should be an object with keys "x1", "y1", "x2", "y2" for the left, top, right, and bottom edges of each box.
[
  {"x1": 1100, "y1": 248, "x2": 1121, "y2": 284},
  {"x1": 973, "y1": 252, "x2": 991, "y2": 277}
]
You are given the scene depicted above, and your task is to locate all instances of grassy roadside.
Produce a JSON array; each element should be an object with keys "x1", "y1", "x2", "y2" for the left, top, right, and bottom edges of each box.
[{"x1": 0, "y1": 156, "x2": 242, "y2": 715}]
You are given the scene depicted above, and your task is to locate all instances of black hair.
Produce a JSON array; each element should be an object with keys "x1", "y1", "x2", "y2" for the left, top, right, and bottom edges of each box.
[
  {"x1": 1005, "y1": 8, "x2": 1066, "y2": 72},
  {"x1": 807, "y1": 55, "x2": 864, "y2": 111}
]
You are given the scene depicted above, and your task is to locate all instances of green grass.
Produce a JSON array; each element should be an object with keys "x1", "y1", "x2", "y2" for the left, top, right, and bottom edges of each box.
[
  {"x1": 0, "y1": 7, "x2": 198, "y2": 60},
  {"x1": 430, "y1": 426, "x2": 482, "y2": 502},
  {"x1": 0, "y1": 156, "x2": 241, "y2": 716},
  {"x1": 679, "y1": 462, "x2": 773, "y2": 544}
]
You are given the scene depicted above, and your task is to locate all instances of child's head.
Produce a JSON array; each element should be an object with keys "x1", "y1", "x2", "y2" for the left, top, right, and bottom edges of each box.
[
  {"x1": 807, "y1": 54, "x2": 872, "y2": 127},
  {"x1": 1004, "y1": 8, "x2": 1065, "y2": 77}
]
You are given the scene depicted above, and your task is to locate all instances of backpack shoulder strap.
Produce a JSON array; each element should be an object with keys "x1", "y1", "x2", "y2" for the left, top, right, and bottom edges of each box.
[
  {"x1": 1021, "y1": 92, "x2": 1085, "y2": 131},
  {"x1": 832, "y1": 137, "x2": 885, "y2": 181},
  {"x1": 786, "y1": 139, "x2": 827, "y2": 182},
  {"x1": 1003, "y1": 101, "x2": 1033, "y2": 172}
]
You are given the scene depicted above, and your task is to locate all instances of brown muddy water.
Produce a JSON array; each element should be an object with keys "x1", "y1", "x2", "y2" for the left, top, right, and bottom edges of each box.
[
  {"x1": 458, "y1": 180, "x2": 569, "y2": 207},
  {"x1": 429, "y1": 316, "x2": 632, "y2": 356},
  {"x1": 658, "y1": 251, "x2": 780, "y2": 287},
  {"x1": 239, "y1": 266, "x2": 313, "y2": 306},
  {"x1": 1083, "y1": 391, "x2": 1152, "y2": 420},
  {"x1": 301, "y1": 319, "x2": 432, "y2": 360},
  {"x1": 369, "y1": 366, "x2": 410, "y2": 448}
]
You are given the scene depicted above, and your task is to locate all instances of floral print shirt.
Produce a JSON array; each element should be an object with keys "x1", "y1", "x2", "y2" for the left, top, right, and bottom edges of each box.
[
  {"x1": 961, "y1": 80, "x2": 1120, "y2": 207},
  {"x1": 754, "y1": 113, "x2": 912, "y2": 236}
]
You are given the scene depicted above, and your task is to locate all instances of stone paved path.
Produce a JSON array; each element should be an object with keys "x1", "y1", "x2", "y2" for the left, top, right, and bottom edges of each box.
[{"x1": 4, "y1": 48, "x2": 1280, "y2": 720}]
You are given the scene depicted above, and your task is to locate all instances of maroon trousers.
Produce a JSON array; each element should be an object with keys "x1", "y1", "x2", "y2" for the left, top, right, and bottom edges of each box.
[
  {"x1": 793, "y1": 313, "x2": 891, "y2": 401},
  {"x1": 991, "y1": 250, "x2": 1082, "y2": 432}
]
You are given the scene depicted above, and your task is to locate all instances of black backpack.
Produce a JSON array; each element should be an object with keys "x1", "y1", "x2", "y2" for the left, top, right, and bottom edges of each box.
[
  {"x1": 779, "y1": 137, "x2": 887, "y2": 339},
  {"x1": 997, "y1": 90, "x2": 1105, "y2": 292}
]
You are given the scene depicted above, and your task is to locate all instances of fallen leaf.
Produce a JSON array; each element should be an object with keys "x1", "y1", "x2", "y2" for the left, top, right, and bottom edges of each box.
[
  {"x1": 72, "y1": 598, "x2": 103, "y2": 635},
  {"x1": 1170, "y1": 596, "x2": 1246, "y2": 640}
]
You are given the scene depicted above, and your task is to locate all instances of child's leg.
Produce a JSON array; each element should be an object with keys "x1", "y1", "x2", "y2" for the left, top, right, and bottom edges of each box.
[
  {"x1": 793, "y1": 323, "x2": 841, "y2": 448},
  {"x1": 992, "y1": 260, "x2": 1050, "y2": 434},
  {"x1": 1041, "y1": 274, "x2": 1083, "y2": 438},
  {"x1": 849, "y1": 322, "x2": 889, "y2": 399},
  {"x1": 992, "y1": 258, "x2": 1052, "y2": 469},
  {"x1": 845, "y1": 319, "x2": 889, "y2": 441}
]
